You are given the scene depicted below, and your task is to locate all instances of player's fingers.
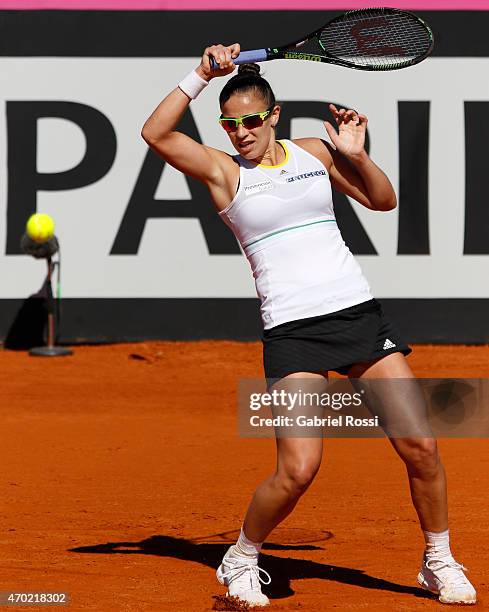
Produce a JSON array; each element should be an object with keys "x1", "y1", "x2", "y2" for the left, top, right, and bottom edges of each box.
[
  {"x1": 217, "y1": 47, "x2": 228, "y2": 67},
  {"x1": 329, "y1": 103, "x2": 341, "y2": 122},
  {"x1": 208, "y1": 44, "x2": 229, "y2": 68},
  {"x1": 229, "y1": 42, "x2": 241, "y2": 58},
  {"x1": 323, "y1": 121, "x2": 339, "y2": 144},
  {"x1": 337, "y1": 108, "x2": 347, "y2": 123},
  {"x1": 219, "y1": 52, "x2": 231, "y2": 69},
  {"x1": 202, "y1": 46, "x2": 216, "y2": 70},
  {"x1": 345, "y1": 109, "x2": 359, "y2": 125},
  {"x1": 204, "y1": 45, "x2": 219, "y2": 68},
  {"x1": 330, "y1": 109, "x2": 342, "y2": 124}
]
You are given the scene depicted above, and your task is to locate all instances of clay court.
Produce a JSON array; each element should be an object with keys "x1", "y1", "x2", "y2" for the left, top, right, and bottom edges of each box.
[{"x1": 1, "y1": 342, "x2": 487, "y2": 610}]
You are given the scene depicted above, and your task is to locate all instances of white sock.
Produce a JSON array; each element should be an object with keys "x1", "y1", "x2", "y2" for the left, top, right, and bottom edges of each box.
[
  {"x1": 234, "y1": 527, "x2": 263, "y2": 559},
  {"x1": 423, "y1": 529, "x2": 453, "y2": 561}
]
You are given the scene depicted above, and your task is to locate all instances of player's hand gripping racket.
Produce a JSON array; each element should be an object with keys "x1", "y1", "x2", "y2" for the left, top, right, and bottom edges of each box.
[{"x1": 211, "y1": 8, "x2": 433, "y2": 71}]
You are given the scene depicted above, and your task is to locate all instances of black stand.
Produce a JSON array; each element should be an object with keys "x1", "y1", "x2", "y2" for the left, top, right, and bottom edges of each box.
[{"x1": 29, "y1": 256, "x2": 72, "y2": 357}]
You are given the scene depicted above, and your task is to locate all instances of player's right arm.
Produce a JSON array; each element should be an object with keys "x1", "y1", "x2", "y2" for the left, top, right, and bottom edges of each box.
[{"x1": 141, "y1": 44, "x2": 240, "y2": 190}]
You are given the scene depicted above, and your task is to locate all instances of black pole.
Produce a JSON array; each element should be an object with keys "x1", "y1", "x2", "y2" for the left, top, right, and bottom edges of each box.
[{"x1": 29, "y1": 256, "x2": 72, "y2": 357}]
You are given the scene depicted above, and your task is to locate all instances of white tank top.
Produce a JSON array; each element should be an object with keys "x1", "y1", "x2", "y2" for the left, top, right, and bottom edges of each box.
[{"x1": 219, "y1": 139, "x2": 373, "y2": 329}]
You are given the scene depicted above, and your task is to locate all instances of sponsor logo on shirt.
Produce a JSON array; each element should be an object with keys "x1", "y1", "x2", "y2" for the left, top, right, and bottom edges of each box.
[
  {"x1": 286, "y1": 170, "x2": 327, "y2": 183},
  {"x1": 244, "y1": 180, "x2": 274, "y2": 194}
]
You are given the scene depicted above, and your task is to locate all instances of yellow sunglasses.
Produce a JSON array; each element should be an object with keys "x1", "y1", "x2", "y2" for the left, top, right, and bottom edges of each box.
[{"x1": 219, "y1": 107, "x2": 273, "y2": 133}]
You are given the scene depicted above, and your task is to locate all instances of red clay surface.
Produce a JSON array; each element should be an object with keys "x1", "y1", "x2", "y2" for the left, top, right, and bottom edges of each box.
[{"x1": 0, "y1": 342, "x2": 488, "y2": 611}]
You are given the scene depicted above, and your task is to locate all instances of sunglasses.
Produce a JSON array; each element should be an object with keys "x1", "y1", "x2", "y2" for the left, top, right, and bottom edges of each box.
[{"x1": 219, "y1": 107, "x2": 274, "y2": 133}]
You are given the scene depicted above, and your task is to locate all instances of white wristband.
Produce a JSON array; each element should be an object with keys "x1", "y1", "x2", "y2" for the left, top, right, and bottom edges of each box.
[{"x1": 178, "y1": 70, "x2": 209, "y2": 100}]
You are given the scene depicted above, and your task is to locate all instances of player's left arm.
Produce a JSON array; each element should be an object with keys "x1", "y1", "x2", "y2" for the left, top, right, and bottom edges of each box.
[{"x1": 295, "y1": 104, "x2": 397, "y2": 211}]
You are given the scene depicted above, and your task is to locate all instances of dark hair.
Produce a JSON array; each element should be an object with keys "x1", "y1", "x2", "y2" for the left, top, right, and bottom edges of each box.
[{"x1": 219, "y1": 63, "x2": 276, "y2": 109}]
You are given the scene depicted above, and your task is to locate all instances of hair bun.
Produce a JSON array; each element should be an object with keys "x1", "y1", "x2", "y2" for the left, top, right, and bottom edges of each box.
[{"x1": 237, "y1": 63, "x2": 261, "y2": 77}]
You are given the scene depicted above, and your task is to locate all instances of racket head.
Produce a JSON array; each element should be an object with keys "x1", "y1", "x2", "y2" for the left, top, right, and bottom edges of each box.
[{"x1": 276, "y1": 8, "x2": 434, "y2": 71}]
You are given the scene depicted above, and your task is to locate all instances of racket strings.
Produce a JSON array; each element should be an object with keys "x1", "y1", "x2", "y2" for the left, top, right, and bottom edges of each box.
[{"x1": 319, "y1": 12, "x2": 432, "y2": 69}]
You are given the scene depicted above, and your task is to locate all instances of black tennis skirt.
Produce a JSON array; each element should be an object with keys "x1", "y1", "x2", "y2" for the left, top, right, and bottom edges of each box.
[{"x1": 263, "y1": 298, "x2": 411, "y2": 381}]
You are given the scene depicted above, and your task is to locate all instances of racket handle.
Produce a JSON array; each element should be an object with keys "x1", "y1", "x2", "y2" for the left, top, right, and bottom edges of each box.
[{"x1": 210, "y1": 48, "x2": 268, "y2": 69}]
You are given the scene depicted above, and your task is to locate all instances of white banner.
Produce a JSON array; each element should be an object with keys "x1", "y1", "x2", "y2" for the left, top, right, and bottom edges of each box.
[{"x1": 1, "y1": 57, "x2": 488, "y2": 298}]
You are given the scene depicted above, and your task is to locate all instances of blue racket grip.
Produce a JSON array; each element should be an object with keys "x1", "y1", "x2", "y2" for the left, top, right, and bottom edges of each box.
[{"x1": 210, "y1": 49, "x2": 268, "y2": 69}]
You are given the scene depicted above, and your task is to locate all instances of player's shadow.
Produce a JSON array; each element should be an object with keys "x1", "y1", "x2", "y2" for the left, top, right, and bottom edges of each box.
[{"x1": 69, "y1": 534, "x2": 433, "y2": 601}]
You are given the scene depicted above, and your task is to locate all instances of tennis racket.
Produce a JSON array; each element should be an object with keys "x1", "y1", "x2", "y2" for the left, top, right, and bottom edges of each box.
[{"x1": 211, "y1": 8, "x2": 433, "y2": 71}]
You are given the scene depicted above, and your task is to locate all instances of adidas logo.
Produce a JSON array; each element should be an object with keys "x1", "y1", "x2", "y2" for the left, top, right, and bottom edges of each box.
[
  {"x1": 280, "y1": 169, "x2": 289, "y2": 175},
  {"x1": 383, "y1": 338, "x2": 396, "y2": 350}
]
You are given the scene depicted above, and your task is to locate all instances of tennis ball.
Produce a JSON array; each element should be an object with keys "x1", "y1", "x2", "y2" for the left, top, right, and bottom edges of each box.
[{"x1": 26, "y1": 213, "x2": 55, "y2": 243}]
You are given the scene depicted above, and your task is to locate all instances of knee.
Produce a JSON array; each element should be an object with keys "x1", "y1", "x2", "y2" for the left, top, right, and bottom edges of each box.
[
  {"x1": 402, "y1": 438, "x2": 440, "y2": 478},
  {"x1": 275, "y1": 460, "x2": 320, "y2": 497}
]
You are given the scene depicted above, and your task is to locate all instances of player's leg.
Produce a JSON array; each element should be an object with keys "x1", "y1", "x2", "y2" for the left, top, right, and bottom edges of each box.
[
  {"x1": 349, "y1": 352, "x2": 447, "y2": 531},
  {"x1": 243, "y1": 422, "x2": 323, "y2": 542},
  {"x1": 348, "y1": 352, "x2": 476, "y2": 605},
  {"x1": 217, "y1": 371, "x2": 325, "y2": 607}
]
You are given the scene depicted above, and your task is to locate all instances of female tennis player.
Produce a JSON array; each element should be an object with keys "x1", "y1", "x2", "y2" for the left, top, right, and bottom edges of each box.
[{"x1": 141, "y1": 43, "x2": 476, "y2": 607}]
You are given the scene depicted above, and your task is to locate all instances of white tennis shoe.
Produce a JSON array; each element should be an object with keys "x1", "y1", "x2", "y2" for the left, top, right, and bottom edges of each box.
[
  {"x1": 216, "y1": 545, "x2": 271, "y2": 607},
  {"x1": 417, "y1": 556, "x2": 477, "y2": 604}
]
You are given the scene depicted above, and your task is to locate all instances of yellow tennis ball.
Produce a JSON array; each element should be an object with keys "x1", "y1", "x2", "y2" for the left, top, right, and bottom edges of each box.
[{"x1": 26, "y1": 213, "x2": 55, "y2": 243}]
